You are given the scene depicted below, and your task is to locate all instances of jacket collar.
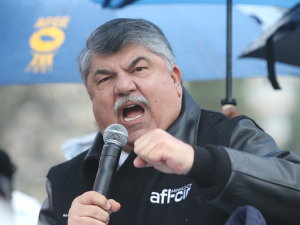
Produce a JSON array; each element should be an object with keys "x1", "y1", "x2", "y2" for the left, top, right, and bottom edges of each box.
[
  {"x1": 82, "y1": 87, "x2": 201, "y2": 183},
  {"x1": 167, "y1": 86, "x2": 201, "y2": 145}
]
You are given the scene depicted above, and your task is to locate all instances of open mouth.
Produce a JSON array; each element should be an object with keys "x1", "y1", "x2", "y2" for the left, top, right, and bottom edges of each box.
[{"x1": 123, "y1": 104, "x2": 145, "y2": 122}]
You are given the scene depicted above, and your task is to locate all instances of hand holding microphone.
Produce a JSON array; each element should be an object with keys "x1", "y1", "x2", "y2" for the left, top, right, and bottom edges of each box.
[
  {"x1": 68, "y1": 124, "x2": 127, "y2": 225},
  {"x1": 68, "y1": 125, "x2": 194, "y2": 225}
]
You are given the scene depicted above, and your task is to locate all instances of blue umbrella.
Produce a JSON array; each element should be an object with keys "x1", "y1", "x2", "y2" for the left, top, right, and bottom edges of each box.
[
  {"x1": 0, "y1": 0, "x2": 299, "y2": 87},
  {"x1": 91, "y1": 0, "x2": 300, "y2": 105},
  {"x1": 92, "y1": 0, "x2": 300, "y2": 8}
]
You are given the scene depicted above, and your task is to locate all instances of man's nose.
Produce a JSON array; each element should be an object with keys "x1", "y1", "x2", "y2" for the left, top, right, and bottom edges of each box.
[{"x1": 114, "y1": 73, "x2": 137, "y2": 96}]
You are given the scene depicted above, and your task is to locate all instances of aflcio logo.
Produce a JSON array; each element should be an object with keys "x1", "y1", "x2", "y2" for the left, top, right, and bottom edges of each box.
[
  {"x1": 25, "y1": 16, "x2": 71, "y2": 74},
  {"x1": 150, "y1": 183, "x2": 192, "y2": 204}
]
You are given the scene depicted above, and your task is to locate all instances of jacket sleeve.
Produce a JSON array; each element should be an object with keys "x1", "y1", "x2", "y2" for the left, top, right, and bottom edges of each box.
[
  {"x1": 38, "y1": 179, "x2": 57, "y2": 225},
  {"x1": 188, "y1": 118, "x2": 300, "y2": 225},
  {"x1": 214, "y1": 147, "x2": 300, "y2": 225}
]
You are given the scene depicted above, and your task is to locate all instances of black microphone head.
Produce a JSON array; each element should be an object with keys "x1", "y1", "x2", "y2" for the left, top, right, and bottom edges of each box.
[{"x1": 103, "y1": 124, "x2": 128, "y2": 147}]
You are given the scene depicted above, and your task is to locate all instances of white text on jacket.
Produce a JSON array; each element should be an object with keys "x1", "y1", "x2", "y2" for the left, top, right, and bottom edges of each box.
[{"x1": 150, "y1": 183, "x2": 192, "y2": 204}]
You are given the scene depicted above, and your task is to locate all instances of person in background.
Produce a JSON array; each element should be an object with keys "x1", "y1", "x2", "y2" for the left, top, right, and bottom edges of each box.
[
  {"x1": 0, "y1": 148, "x2": 15, "y2": 225},
  {"x1": 221, "y1": 105, "x2": 241, "y2": 118},
  {"x1": 0, "y1": 148, "x2": 41, "y2": 225}
]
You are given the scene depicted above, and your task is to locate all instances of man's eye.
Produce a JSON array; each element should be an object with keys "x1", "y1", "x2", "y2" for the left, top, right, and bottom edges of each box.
[
  {"x1": 134, "y1": 67, "x2": 145, "y2": 72},
  {"x1": 100, "y1": 77, "x2": 110, "y2": 82},
  {"x1": 99, "y1": 76, "x2": 111, "y2": 83}
]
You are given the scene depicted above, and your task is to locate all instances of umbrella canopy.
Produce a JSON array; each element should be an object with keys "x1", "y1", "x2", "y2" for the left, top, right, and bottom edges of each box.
[
  {"x1": 1, "y1": 0, "x2": 300, "y2": 86},
  {"x1": 92, "y1": 0, "x2": 300, "y2": 8},
  {"x1": 240, "y1": 3, "x2": 300, "y2": 89}
]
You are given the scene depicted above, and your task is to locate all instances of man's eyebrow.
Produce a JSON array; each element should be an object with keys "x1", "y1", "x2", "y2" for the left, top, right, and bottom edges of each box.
[
  {"x1": 93, "y1": 68, "x2": 115, "y2": 77},
  {"x1": 127, "y1": 56, "x2": 150, "y2": 70},
  {"x1": 93, "y1": 56, "x2": 149, "y2": 76}
]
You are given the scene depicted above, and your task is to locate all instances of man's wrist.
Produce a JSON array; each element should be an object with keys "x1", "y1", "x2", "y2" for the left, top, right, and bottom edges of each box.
[
  {"x1": 182, "y1": 144, "x2": 195, "y2": 175},
  {"x1": 185, "y1": 145, "x2": 216, "y2": 186}
]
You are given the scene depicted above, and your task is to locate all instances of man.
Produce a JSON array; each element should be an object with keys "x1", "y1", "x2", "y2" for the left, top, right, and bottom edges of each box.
[{"x1": 38, "y1": 19, "x2": 300, "y2": 225}]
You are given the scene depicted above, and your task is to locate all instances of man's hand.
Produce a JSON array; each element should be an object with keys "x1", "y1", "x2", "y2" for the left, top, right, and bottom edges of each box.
[
  {"x1": 133, "y1": 129, "x2": 194, "y2": 175},
  {"x1": 68, "y1": 191, "x2": 121, "y2": 225},
  {"x1": 221, "y1": 105, "x2": 240, "y2": 118}
]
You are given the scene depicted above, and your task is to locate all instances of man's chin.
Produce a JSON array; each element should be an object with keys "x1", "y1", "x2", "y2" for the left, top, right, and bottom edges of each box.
[
  {"x1": 122, "y1": 143, "x2": 134, "y2": 153},
  {"x1": 128, "y1": 128, "x2": 149, "y2": 141},
  {"x1": 123, "y1": 130, "x2": 147, "y2": 153}
]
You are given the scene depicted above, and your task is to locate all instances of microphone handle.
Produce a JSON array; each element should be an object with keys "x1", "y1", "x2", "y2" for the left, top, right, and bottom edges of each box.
[{"x1": 93, "y1": 143, "x2": 121, "y2": 197}]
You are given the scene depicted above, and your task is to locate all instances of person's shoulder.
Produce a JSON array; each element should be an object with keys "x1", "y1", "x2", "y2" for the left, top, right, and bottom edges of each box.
[
  {"x1": 198, "y1": 109, "x2": 258, "y2": 146},
  {"x1": 200, "y1": 109, "x2": 229, "y2": 122},
  {"x1": 200, "y1": 108, "x2": 252, "y2": 121},
  {"x1": 200, "y1": 108, "x2": 255, "y2": 129}
]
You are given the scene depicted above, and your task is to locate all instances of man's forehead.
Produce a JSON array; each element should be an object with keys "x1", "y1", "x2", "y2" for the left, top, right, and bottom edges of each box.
[
  {"x1": 91, "y1": 55, "x2": 151, "y2": 77},
  {"x1": 90, "y1": 46, "x2": 154, "y2": 69}
]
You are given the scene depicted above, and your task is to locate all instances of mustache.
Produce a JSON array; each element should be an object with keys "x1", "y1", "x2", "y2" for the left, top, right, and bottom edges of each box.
[{"x1": 114, "y1": 95, "x2": 150, "y2": 118}]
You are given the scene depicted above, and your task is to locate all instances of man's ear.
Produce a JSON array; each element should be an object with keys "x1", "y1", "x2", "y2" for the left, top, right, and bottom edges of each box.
[{"x1": 170, "y1": 64, "x2": 183, "y2": 97}]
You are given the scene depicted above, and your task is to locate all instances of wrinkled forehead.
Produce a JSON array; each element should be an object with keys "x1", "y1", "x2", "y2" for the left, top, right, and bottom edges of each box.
[{"x1": 90, "y1": 44, "x2": 166, "y2": 70}]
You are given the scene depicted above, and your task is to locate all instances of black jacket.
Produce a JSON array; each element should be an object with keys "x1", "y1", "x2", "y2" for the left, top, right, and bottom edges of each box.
[{"x1": 38, "y1": 88, "x2": 300, "y2": 225}]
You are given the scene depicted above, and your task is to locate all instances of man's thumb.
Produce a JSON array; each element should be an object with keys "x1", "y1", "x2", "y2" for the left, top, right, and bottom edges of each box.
[{"x1": 108, "y1": 199, "x2": 121, "y2": 214}]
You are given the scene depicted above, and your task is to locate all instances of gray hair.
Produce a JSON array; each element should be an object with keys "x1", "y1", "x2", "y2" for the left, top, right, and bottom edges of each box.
[{"x1": 78, "y1": 18, "x2": 176, "y2": 88}]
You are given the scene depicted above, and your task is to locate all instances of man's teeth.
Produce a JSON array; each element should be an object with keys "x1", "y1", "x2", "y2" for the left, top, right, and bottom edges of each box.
[
  {"x1": 125, "y1": 104, "x2": 136, "y2": 108},
  {"x1": 123, "y1": 104, "x2": 144, "y2": 121},
  {"x1": 124, "y1": 113, "x2": 143, "y2": 121}
]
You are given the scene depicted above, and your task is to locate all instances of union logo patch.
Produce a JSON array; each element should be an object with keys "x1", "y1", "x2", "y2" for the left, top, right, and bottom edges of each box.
[{"x1": 25, "y1": 16, "x2": 70, "y2": 74}]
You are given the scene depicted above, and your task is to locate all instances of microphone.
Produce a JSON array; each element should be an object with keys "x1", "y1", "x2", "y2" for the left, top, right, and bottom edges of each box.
[{"x1": 93, "y1": 124, "x2": 128, "y2": 197}]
